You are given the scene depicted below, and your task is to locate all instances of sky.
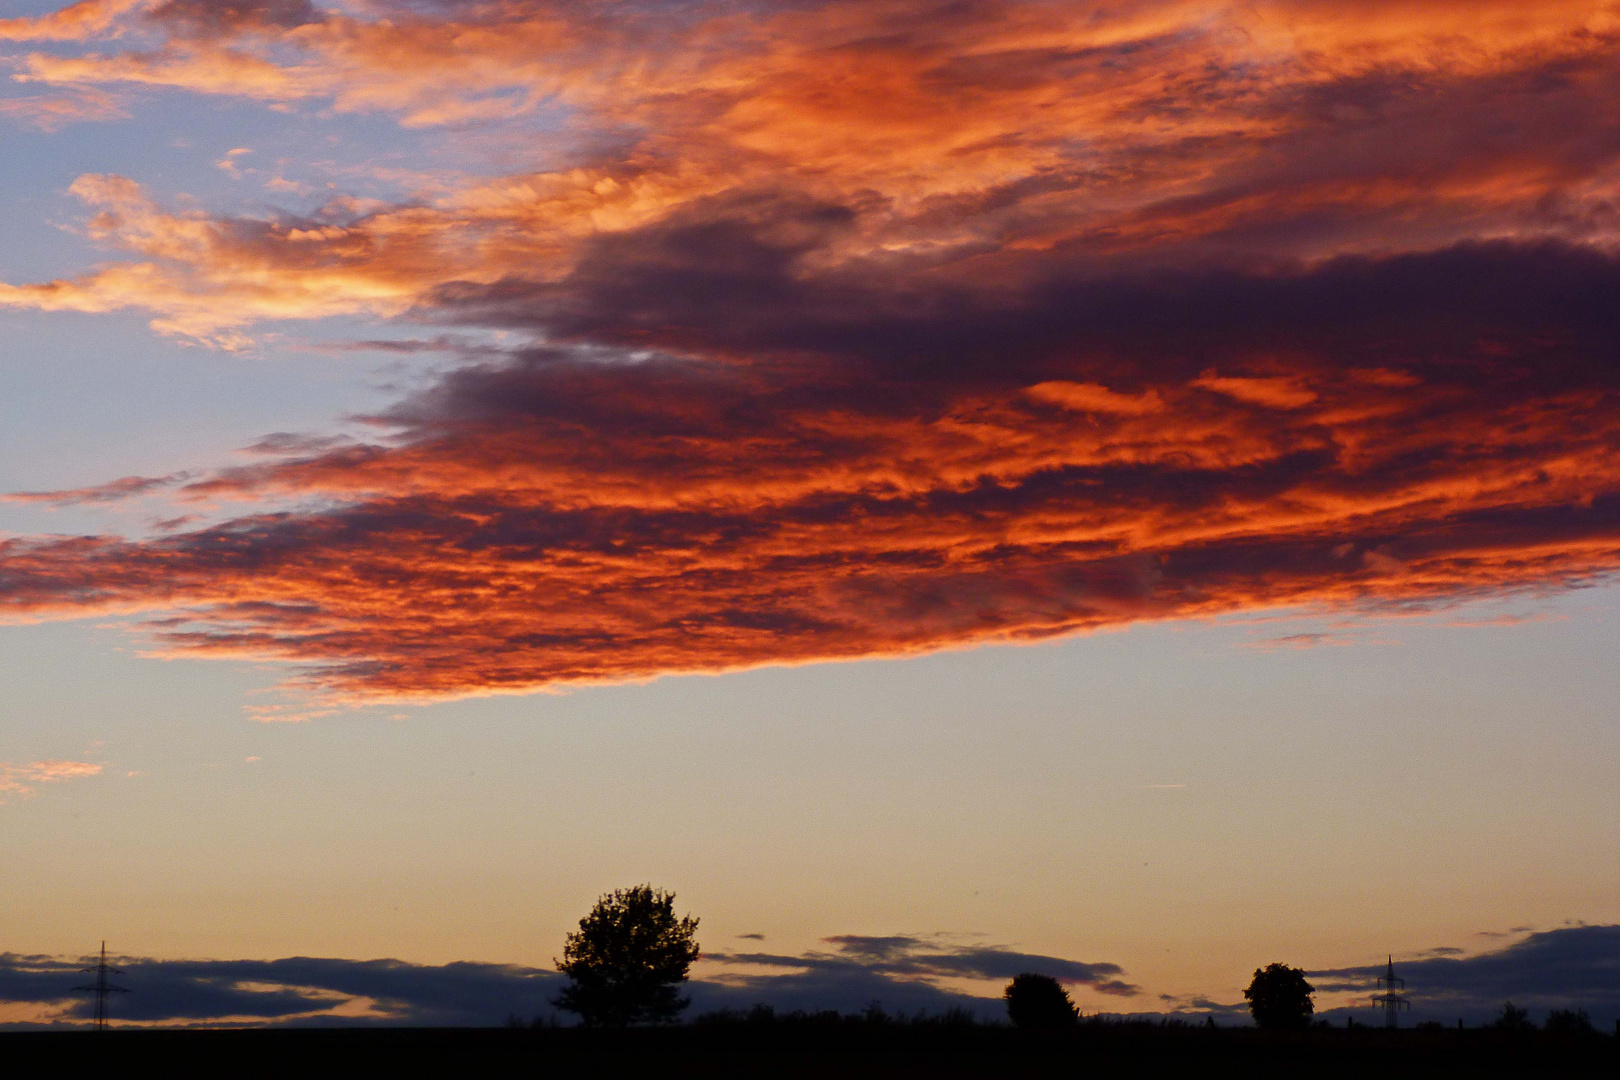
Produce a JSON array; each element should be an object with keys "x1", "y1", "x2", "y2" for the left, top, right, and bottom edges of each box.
[{"x1": 0, "y1": 0, "x2": 1617, "y2": 1028}]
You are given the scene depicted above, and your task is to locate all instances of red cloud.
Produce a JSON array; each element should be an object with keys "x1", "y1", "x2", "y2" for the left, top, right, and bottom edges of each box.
[
  {"x1": 3, "y1": 242, "x2": 1617, "y2": 703},
  {"x1": 1, "y1": 3, "x2": 1618, "y2": 706},
  {"x1": 5, "y1": 2, "x2": 1620, "y2": 342}
]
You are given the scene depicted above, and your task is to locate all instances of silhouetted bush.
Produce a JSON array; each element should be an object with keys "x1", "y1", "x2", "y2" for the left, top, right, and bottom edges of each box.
[
  {"x1": 692, "y1": 1006, "x2": 986, "y2": 1028},
  {"x1": 1243, "y1": 964, "x2": 1315, "y2": 1029},
  {"x1": 1544, "y1": 1008, "x2": 1594, "y2": 1035},
  {"x1": 1491, "y1": 1002, "x2": 1535, "y2": 1032},
  {"x1": 937, "y1": 1007, "x2": 981, "y2": 1028},
  {"x1": 1004, "y1": 973, "x2": 1079, "y2": 1029},
  {"x1": 553, "y1": 885, "x2": 700, "y2": 1027}
]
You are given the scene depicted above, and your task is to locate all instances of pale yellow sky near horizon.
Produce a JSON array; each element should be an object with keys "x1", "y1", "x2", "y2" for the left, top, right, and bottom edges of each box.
[{"x1": 3, "y1": 587, "x2": 1614, "y2": 1012}]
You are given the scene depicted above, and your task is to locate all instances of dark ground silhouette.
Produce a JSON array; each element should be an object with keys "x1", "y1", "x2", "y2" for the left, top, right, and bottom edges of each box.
[{"x1": 2, "y1": 1018, "x2": 1613, "y2": 1078}]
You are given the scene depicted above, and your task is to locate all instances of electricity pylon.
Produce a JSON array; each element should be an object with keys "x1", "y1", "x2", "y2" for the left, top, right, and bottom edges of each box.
[
  {"x1": 74, "y1": 941, "x2": 129, "y2": 1030},
  {"x1": 1369, "y1": 955, "x2": 1409, "y2": 1029}
]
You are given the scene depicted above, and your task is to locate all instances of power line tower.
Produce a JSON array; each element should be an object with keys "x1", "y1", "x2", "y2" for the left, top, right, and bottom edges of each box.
[
  {"x1": 74, "y1": 941, "x2": 129, "y2": 1030},
  {"x1": 1369, "y1": 955, "x2": 1408, "y2": 1029}
]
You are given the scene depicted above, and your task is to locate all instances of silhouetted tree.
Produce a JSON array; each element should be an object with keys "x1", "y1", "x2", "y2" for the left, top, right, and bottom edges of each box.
[
  {"x1": 1544, "y1": 1008, "x2": 1594, "y2": 1035},
  {"x1": 1243, "y1": 963, "x2": 1314, "y2": 1029},
  {"x1": 554, "y1": 885, "x2": 700, "y2": 1026},
  {"x1": 1003, "y1": 973, "x2": 1079, "y2": 1028},
  {"x1": 1491, "y1": 1002, "x2": 1535, "y2": 1031}
]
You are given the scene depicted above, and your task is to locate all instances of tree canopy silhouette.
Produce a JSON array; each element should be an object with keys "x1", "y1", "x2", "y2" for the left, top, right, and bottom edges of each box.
[
  {"x1": 1243, "y1": 963, "x2": 1315, "y2": 1029},
  {"x1": 1003, "y1": 973, "x2": 1079, "y2": 1028},
  {"x1": 1544, "y1": 1008, "x2": 1594, "y2": 1035},
  {"x1": 554, "y1": 885, "x2": 701, "y2": 1027},
  {"x1": 1492, "y1": 1001, "x2": 1535, "y2": 1032}
]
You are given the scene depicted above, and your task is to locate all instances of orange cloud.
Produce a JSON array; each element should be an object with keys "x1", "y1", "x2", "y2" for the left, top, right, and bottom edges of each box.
[
  {"x1": 2, "y1": 241, "x2": 1616, "y2": 704},
  {"x1": 0, "y1": 174, "x2": 471, "y2": 346},
  {"x1": 0, "y1": 0, "x2": 152, "y2": 42},
  {"x1": 0, "y1": 760, "x2": 103, "y2": 803},
  {"x1": 0, "y1": 87, "x2": 126, "y2": 130},
  {"x1": 4, "y1": 1, "x2": 1620, "y2": 343},
  {"x1": 2, "y1": 2, "x2": 1619, "y2": 707},
  {"x1": 1192, "y1": 373, "x2": 1319, "y2": 410}
]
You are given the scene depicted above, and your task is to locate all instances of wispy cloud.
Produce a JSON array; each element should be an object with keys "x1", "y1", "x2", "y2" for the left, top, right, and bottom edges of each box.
[
  {"x1": 0, "y1": 88, "x2": 127, "y2": 130},
  {"x1": 1237, "y1": 633, "x2": 1360, "y2": 651},
  {"x1": 0, "y1": 760, "x2": 102, "y2": 803},
  {"x1": 1442, "y1": 612, "x2": 1570, "y2": 629},
  {"x1": 4, "y1": 473, "x2": 189, "y2": 507}
]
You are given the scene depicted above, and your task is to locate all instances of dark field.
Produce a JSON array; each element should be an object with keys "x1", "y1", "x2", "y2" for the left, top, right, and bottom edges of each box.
[{"x1": 4, "y1": 1024, "x2": 1614, "y2": 1077}]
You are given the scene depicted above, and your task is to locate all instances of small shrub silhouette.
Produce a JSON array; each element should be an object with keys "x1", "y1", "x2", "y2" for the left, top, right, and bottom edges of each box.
[
  {"x1": 1243, "y1": 963, "x2": 1315, "y2": 1029},
  {"x1": 1003, "y1": 973, "x2": 1079, "y2": 1028},
  {"x1": 1491, "y1": 1002, "x2": 1535, "y2": 1032},
  {"x1": 1544, "y1": 1008, "x2": 1593, "y2": 1034}
]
